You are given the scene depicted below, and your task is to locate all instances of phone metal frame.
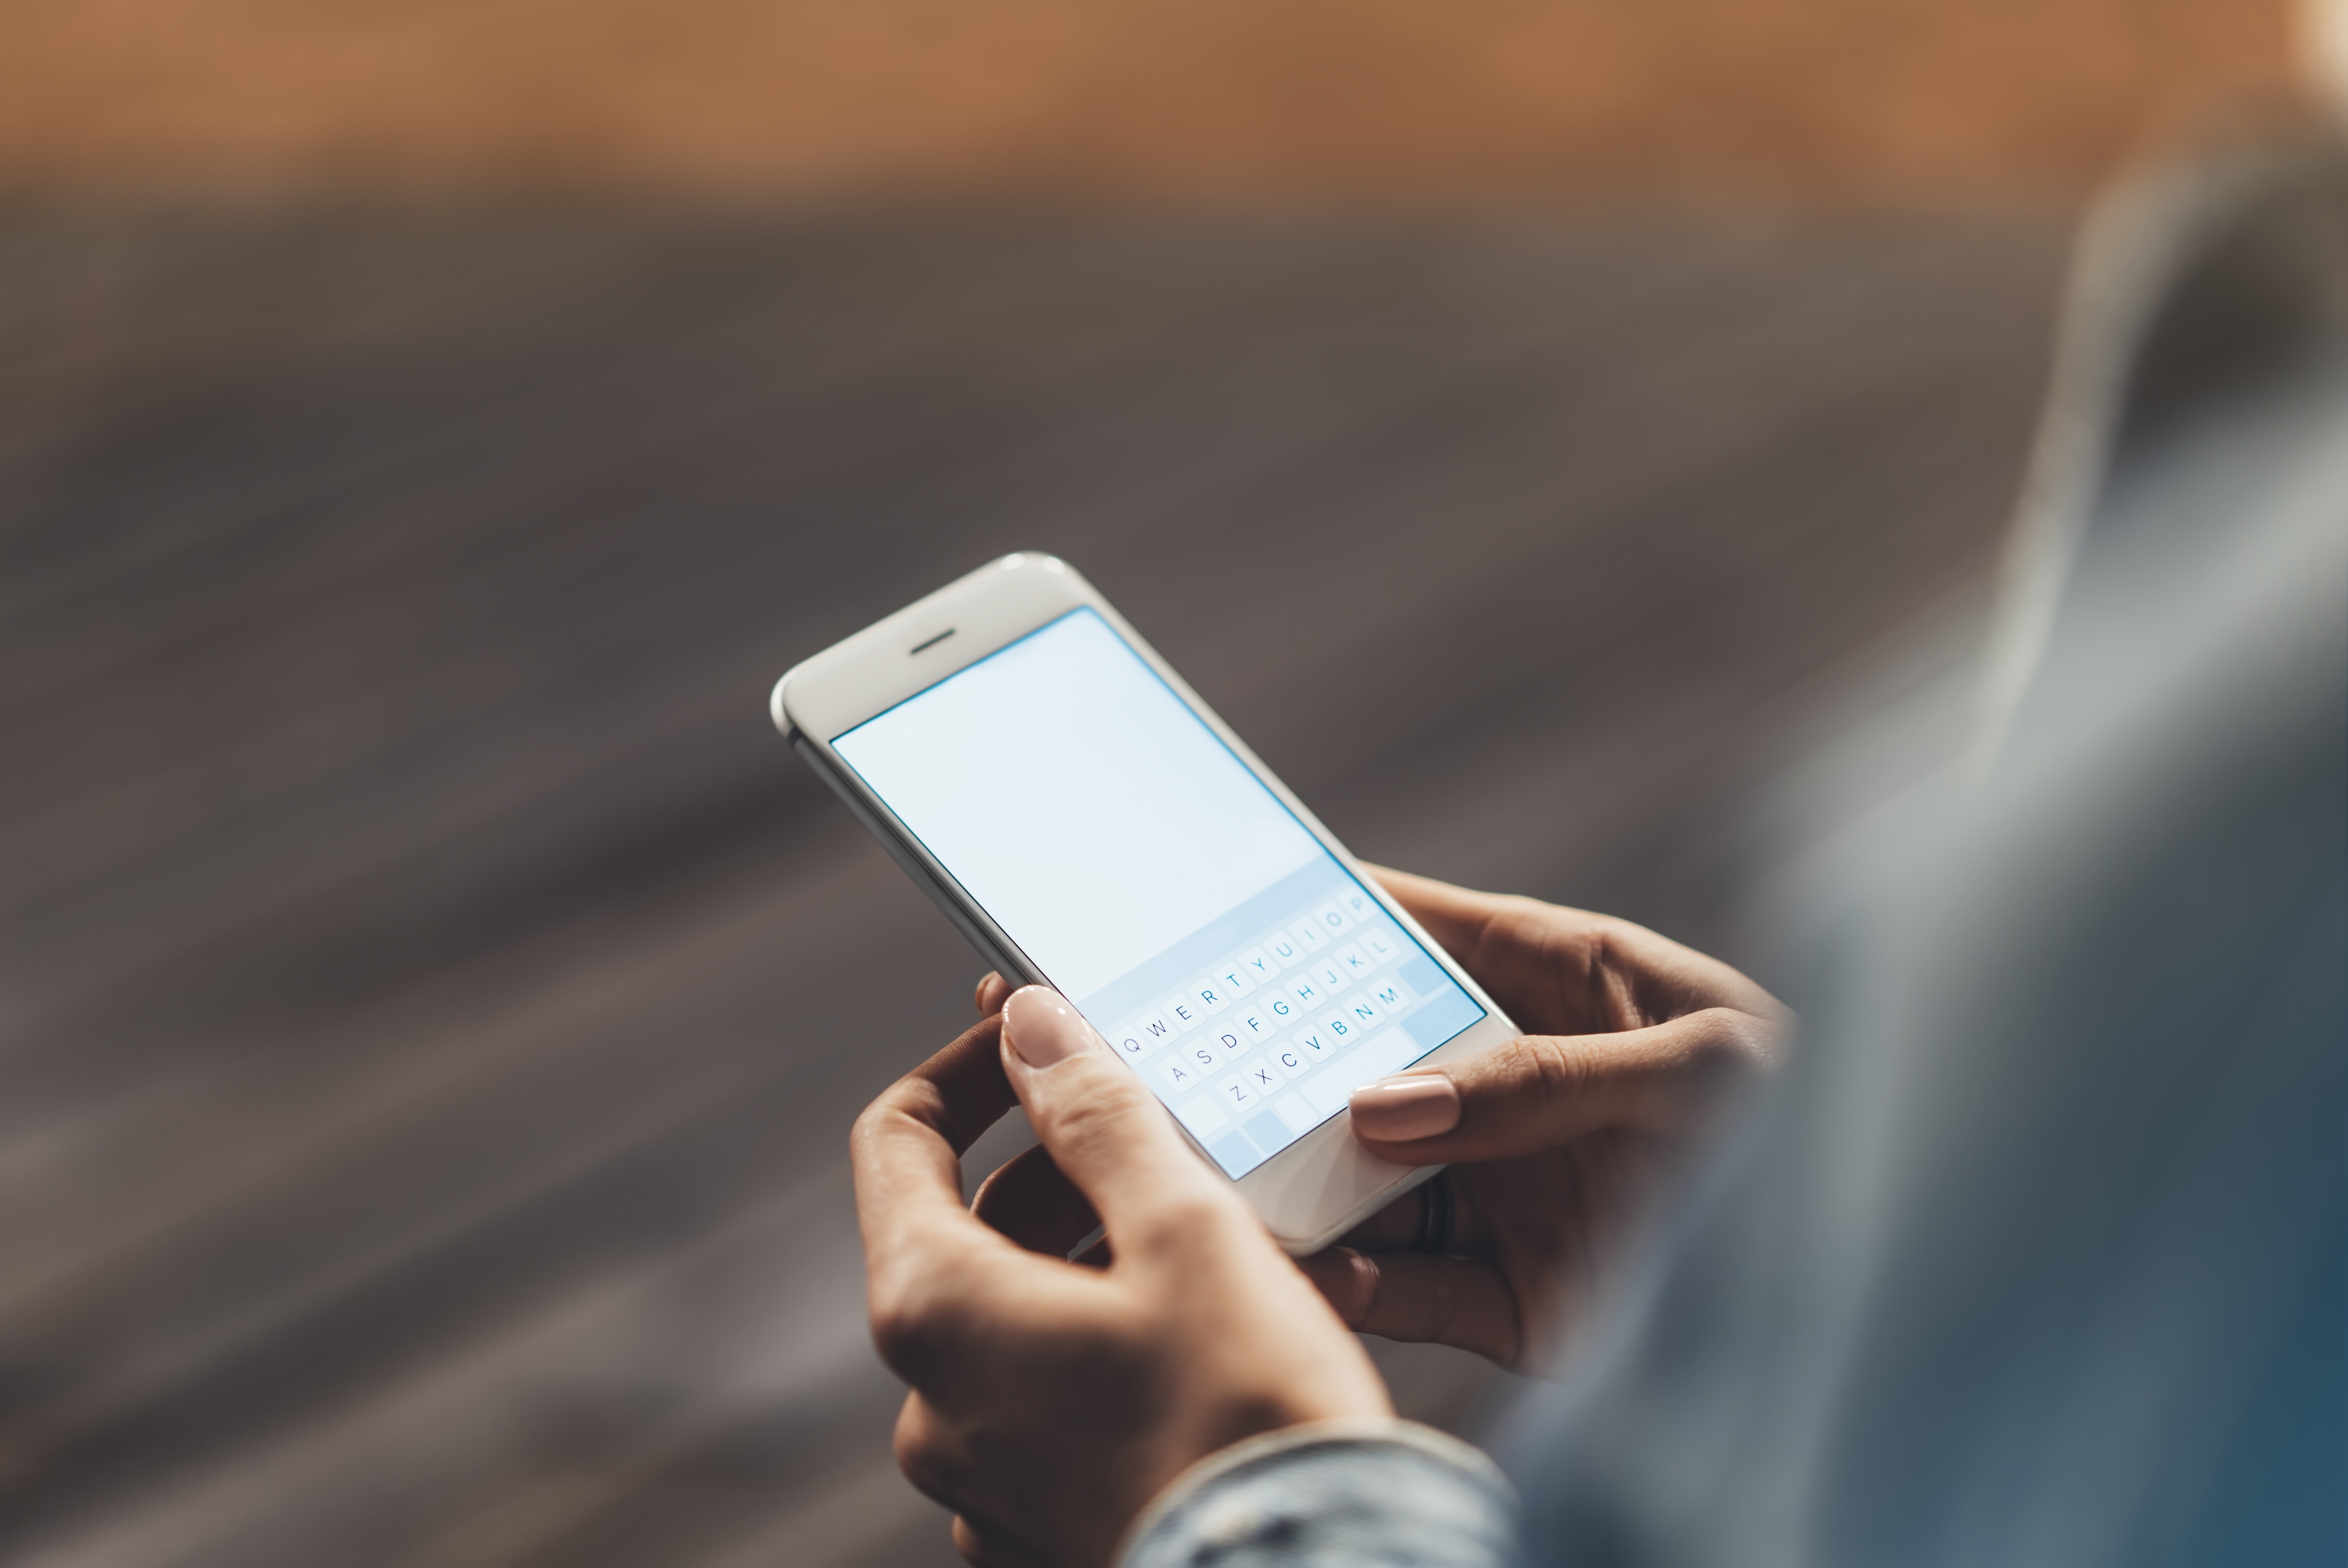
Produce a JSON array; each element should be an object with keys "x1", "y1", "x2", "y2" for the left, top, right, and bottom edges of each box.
[{"x1": 771, "y1": 552, "x2": 1519, "y2": 1253}]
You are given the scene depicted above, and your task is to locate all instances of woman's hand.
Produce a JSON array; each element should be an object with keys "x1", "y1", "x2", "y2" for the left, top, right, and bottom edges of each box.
[
  {"x1": 854, "y1": 984, "x2": 1391, "y2": 1568},
  {"x1": 1299, "y1": 868, "x2": 1789, "y2": 1371}
]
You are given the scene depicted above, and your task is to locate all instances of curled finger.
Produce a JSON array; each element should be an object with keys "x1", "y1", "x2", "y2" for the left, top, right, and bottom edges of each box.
[
  {"x1": 974, "y1": 971, "x2": 1013, "y2": 1016},
  {"x1": 1331, "y1": 1170, "x2": 1475, "y2": 1257},
  {"x1": 998, "y1": 987, "x2": 1258, "y2": 1262},
  {"x1": 892, "y1": 1390, "x2": 969, "y2": 1515},
  {"x1": 1296, "y1": 1247, "x2": 1522, "y2": 1368}
]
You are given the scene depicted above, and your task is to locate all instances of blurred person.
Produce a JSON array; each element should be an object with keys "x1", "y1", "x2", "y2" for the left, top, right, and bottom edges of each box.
[{"x1": 848, "y1": 132, "x2": 2347, "y2": 1568}]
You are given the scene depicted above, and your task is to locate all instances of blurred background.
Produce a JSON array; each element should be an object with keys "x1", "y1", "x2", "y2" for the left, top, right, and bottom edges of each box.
[{"x1": 0, "y1": 3, "x2": 2328, "y2": 1565}]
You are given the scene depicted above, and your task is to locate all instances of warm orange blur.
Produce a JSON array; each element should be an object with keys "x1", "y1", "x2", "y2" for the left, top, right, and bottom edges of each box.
[{"x1": 0, "y1": 0, "x2": 2305, "y2": 202}]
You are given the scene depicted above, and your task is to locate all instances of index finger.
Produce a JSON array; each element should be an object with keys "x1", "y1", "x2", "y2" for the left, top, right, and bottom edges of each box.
[
  {"x1": 997, "y1": 988, "x2": 1252, "y2": 1251},
  {"x1": 849, "y1": 1015, "x2": 1029, "y2": 1327},
  {"x1": 1363, "y1": 864, "x2": 1510, "y2": 960},
  {"x1": 1363, "y1": 864, "x2": 1619, "y2": 1033},
  {"x1": 1365, "y1": 864, "x2": 1785, "y2": 1031}
]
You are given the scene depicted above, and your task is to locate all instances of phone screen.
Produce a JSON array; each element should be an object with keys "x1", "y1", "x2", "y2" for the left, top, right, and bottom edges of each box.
[{"x1": 831, "y1": 607, "x2": 1486, "y2": 1178}]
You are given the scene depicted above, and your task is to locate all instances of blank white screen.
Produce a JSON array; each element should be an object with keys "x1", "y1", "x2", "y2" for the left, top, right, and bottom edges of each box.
[{"x1": 832, "y1": 610, "x2": 1322, "y2": 1000}]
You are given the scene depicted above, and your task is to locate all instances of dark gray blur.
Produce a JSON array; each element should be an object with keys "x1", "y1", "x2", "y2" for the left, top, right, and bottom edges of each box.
[{"x1": 0, "y1": 210, "x2": 2065, "y2": 1566}]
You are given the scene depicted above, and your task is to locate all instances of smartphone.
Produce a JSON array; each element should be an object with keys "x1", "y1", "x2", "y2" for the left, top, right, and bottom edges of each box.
[{"x1": 770, "y1": 553, "x2": 1517, "y2": 1252}]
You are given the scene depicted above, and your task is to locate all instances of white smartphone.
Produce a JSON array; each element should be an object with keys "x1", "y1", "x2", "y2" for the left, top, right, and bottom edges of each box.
[{"x1": 770, "y1": 553, "x2": 1517, "y2": 1252}]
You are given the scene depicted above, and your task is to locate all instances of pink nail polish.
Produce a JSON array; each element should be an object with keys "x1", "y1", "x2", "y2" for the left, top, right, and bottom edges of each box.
[
  {"x1": 1349, "y1": 1074, "x2": 1460, "y2": 1141},
  {"x1": 1004, "y1": 986, "x2": 1093, "y2": 1066}
]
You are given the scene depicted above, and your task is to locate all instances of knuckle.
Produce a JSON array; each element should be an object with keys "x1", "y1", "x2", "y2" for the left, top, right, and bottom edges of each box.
[
  {"x1": 1576, "y1": 921, "x2": 1649, "y2": 1026},
  {"x1": 1516, "y1": 1034, "x2": 1592, "y2": 1102},
  {"x1": 867, "y1": 1308, "x2": 925, "y2": 1375},
  {"x1": 849, "y1": 1080, "x2": 924, "y2": 1151},
  {"x1": 1041, "y1": 1071, "x2": 1153, "y2": 1152},
  {"x1": 892, "y1": 1405, "x2": 958, "y2": 1506},
  {"x1": 867, "y1": 1273, "x2": 955, "y2": 1375},
  {"x1": 847, "y1": 1098, "x2": 892, "y2": 1158},
  {"x1": 1480, "y1": 894, "x2": 1562, "y2": 965},
  {"x1": 1724, "y1": 1003, "x2": 1793, "y2": 1067},
  {"x1": 1678, "y1": 1010, "x2": 1771, "y2": 1093},
  {"x1": 1121, "y1": 1191, "x2": 1245, "y2": 1261}
]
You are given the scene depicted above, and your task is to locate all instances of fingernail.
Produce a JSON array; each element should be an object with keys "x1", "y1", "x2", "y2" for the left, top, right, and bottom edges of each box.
[
  {"x1": 1003, "y1": 986, "x2": 1093, "y2": 1067},
  {"x1": 1349, "y1": 1074, "x2": 1460, "y2": 1140}
]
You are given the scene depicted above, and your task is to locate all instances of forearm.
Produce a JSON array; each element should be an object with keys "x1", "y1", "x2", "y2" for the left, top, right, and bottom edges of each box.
[{"x1": 1119, "y1": 1420, "x2": 1518, "y2": 1568}]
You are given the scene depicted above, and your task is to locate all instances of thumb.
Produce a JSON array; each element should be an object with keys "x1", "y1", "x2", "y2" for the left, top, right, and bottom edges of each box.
[
  {"x1": 1348, "y1": 1007, "x2": 1775, "y2": 1162},
  {"x1": 998, "y1": 986, "x2": 1250, "y2": 1242}
]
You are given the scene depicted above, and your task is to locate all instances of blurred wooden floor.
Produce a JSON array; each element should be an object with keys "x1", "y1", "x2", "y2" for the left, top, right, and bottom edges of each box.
[{"x1": 0, "y1": 209, "x2": 2065, "y2": 1566}]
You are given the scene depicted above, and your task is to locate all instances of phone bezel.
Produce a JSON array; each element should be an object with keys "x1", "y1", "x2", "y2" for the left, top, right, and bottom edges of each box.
[{"x1": 771, "y1": 552, "x2": 1520, "y2": 1253}]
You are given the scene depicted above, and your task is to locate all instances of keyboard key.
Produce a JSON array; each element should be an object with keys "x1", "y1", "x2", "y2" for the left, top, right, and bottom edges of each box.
[
  {"x1": 1351, "y1": 1028, "x2": 1425, "y2": 1082},
  {"x1": 1156, "y1": 1056, "x2": 1203, "y2": 1093},
  {"x1": 1190, "y1": 979, "x2": 1235, "y2": 1015},
  {"x1": 1306, "y1": 1075, "x2": 1355, "y2": 1117},
  {"x1": 1397, "y1": 955, "x2": 1449, "y2": 998},
  {"x1": 1208, "y1": 1128, "x2": 1262, "y2": 1174},
  {"x1": 1073, "y1": 879, "x2": 1469, "y2": 1162},
  {"x1": 1175, "y1": 1096, "x2": 1230, "y2": 1138},
  {"x1": 1264, "y1": 931, "x2": 1308, "y2": 967},
  {"x1": 1402, "y1": 987, "x2": 1484, "y2": 1051},
  {"x1": 1242, "y1": 1108, "x2": 1286, "y2": 1150}
]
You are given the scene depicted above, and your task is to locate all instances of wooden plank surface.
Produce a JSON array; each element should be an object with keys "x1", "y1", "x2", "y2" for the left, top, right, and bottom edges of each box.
[{"x1": 0, "y1": 209, "x2": 2066, "y2": 1566}]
